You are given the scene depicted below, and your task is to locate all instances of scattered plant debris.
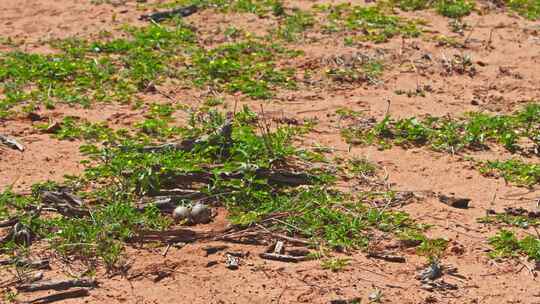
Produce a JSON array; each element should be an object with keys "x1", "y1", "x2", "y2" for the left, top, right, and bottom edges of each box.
[
  {"x1": 0, "y1": 135, "x2": 25, "y2": 151},
  {"x1": 140, "y1": 5, "x2": 199, "y2": 22},
  {"x1": 367, "y1": 251, "x2": 406, "y2": 263},
  {"x1": 489, "y1": 229, "x2": 540, "y2": 261},
  {"x1": 17, "y1": 278, "x2": 98, "y2": 292},
  {"x1": 25, "y1": 288, "x2": 90, "y2": 304},
  {"x1": 479, "y1": 159, "x2": 540, "y2": 187}
]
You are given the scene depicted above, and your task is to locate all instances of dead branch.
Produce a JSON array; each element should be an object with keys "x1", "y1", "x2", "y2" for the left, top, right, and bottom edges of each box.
[
  {"x1": 254, "y1": 224, "x2": 312, "y2": 246},
  {"x1": 259, "y1": 253, "x2": 308, "y2": 262},
  {"x1": 25, "y1": 288, "x2": 90, "y2": 304},
  {"x1": 140, "y1": 5, "x2": 199, "y2": 22},
  {"x1": 0, "y1": 272, "x2": 43, "y2": 290},
  {"x1": 17, "y1": 278, "x2": 97, "y2": 292},
  {"x1": 138, "y1": 197, "x2": 179, "y2": 212},
  {"x1": 366, "y1": 252, "x2": 406, "y2": 263},
  {"x1": 148, "y1": 188, "x2": 204, "y2": 197},
  {"x1": 136, "y1": 228, "x2": 200, "y2": 240},
  {"x1": 202, "y1": 245, "x2": 228, "y2": 256},
  {"x1": 214, "y1": 230, "x2": 266, "y2": 245},
  {"x1": 162, "y1": 243, "x2": 172, "y2": 257},
  {"x1": 161, "y1": 169, "x2": 313, "y2": 188},
  {"x1": 258, "y1": 169, "x2": 313, "y2": 186},
  {"x1": 273, "y1": 241, "x2": 285, "y2": 254},
  {"x1": 0, "y1": 216, "x2": 18, "y2": 227},
  {"x1": 134, "y1": 227, "x2": 228, "y2": 244},
  {"x1": 268, "y1": 232, "x2": 312, "y2": 246},
  {"x1": 0, "y1": 258, "x2": 50, "y2": 270},
  {"x1": 41, "y1": 191, "x2": 89, "y2": 217}
]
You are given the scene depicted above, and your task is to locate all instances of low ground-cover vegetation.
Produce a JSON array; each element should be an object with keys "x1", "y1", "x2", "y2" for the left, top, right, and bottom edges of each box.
[
  {"x1": 6, "y1": 0, "x2": 537, "y2": 119},
  {"x1": 155, "y1": 0, "x2": 539, "y2": 21},
  {"x1": 342, "y1": 103, "x2": 540, "y2": 153},
  {"x1": 1, "y1": 1, "x2": 540, "y2": 302},
  {"x1": 479, "y1": 159, "x2": 540, "y2": 187},
  {"x1": 155, "y1": 0, "x2": 286, "y2": 17},
  {"x1": 0, "y1": 23, "x2": 195, "y2": 116},
  {"x1": 0, "y1": 20, "x2": 298, "y2": 118},
  {"x1": 489, "y1": 230, "x2": 540, "y2": 261},
  {"x1": 505, "y1": 0, "x2": 540, "y2": 19},
  {"x1": 479, "y1": 209, "x2": 540, "y2": 228},
  {"x1": 316, "y1": 4, "x2": 423, "y2": 43},
  {"x1": 342, "y1": 103, "x2": 540, "y2": 185},
  {"x1": 0, "y1": 2, "x2": 425, "y2": 120},
  {"x1": 1, "y1": 107, "x2": 443, "y2": 271}
]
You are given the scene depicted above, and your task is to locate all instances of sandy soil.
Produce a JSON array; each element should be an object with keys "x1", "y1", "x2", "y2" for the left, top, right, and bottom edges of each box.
[{"x1": 1, "y1": 0, "x2": 540, "y2": 303}]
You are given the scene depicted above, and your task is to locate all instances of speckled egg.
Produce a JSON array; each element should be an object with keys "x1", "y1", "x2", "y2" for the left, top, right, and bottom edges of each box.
[
  {"x1": 190, "y1": 203, "x2": 211, "y2": 224},
  {"x1": 172, "y1": 205, "x2": 191, "y2": 221}
]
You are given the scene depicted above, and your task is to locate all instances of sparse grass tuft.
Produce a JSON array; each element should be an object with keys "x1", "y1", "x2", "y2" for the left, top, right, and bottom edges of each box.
[
  {"x1": 478, "y1": 212, "x2": 540, "y2": 228},
  {"x1": 398, "y1": 229, "x2": 449, "y2": 261},
  {"x1": 342, "y1": 103, "x2": 540, "y2": 186},
  {"x1": 0, "y1": 20, "x2": 301, "y2": 118},
  {"x1": 273, "y1": 9, "x2": 315, "y2": 42},
  {"x1": 506, "y1": 0, "x2": 540, "y2": 20},
  {"x1": 38, "y1": 202, "x2": 172, "y2": 269},
  {"x1": 435, "y1": 0, "x2": 475, "y2": 18},
  {"x1": 321, "y1": 257, "x2": 350, "y2": 272},
  {"x1": 479, "y1": 159, "x2": 540, "y2": 187},
  {"x1": 324, "y1": 55, "x2": 384, "y2": 84},
  {"x1": 186, "y1": 40, "x2": 297, "y2": 98},
  {"x1": 383, "y1": 0, "x2": 474, "y2": 17},
  {"x1": 397, "y1": 0, "x2": 431, "y2": 11},
  {"x1": 0, "y1": 189, "x2": 34, "y2": 220},
  {"x1": 317, "y1": 4, "x2": 423, "y2": 43},
  {"x1": 156, "y1": 0, "x2": 286, "y2": 17},
  {"x1": 42, "y1": 117, "x2": 118, "y2": 142},
  {"x1": 342, "y1": 103, "x2": 540, "y2": 154},
  {"x1": 1, "y1": 107, "x2": 434, "y2": 266},
  {"x1": 416, "y1": 237, "x2": 449, "y2": 261},
  {"x1": 336, "y1": 108, "x2": 364, "y2": 119},
  {"x1": 389, "y1": 0, "x2": 431, "y2": 11},
  {"x1": 489, "y1": 230, "x2": 540, "y2": 261},
  {"x1": 432, "y1": 35, "x2": 465, "y2": 48},
  {"x1": 347, "y1": 157, "x2": 378, "y2": 177},
  {"x1": 0, "y1": 22, "x2": 195, "y2": 116}
]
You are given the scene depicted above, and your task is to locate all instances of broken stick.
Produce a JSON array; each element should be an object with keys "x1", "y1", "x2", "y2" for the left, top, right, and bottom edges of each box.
[
  {"x1": 366, "y1": 252, "x2": 406, "y2": 263},
  {"x1": 259, "y1": 253, "x2": 307, "y2": 263},
  {"x1": 26, "y1": 288, "x2": 90, "y2": 304},
  {"x1": 0, "y1": 217, "x2": 18, "y2": 228},
  {"x1": 41, "y1": 190, "x2": 89, "y2": 217},
  {"x1": 162, "y1": 169, "x2": 313, "y2": 188},
  {"x1": 0, "y1": 258, "x2": 50, "y2": 270},
  {"x1": 17, "y1": 278, "x2": 97, "y2": 292},
  {"x1": 140, "y1": 5, "x2": 199, "y2": 22}
]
